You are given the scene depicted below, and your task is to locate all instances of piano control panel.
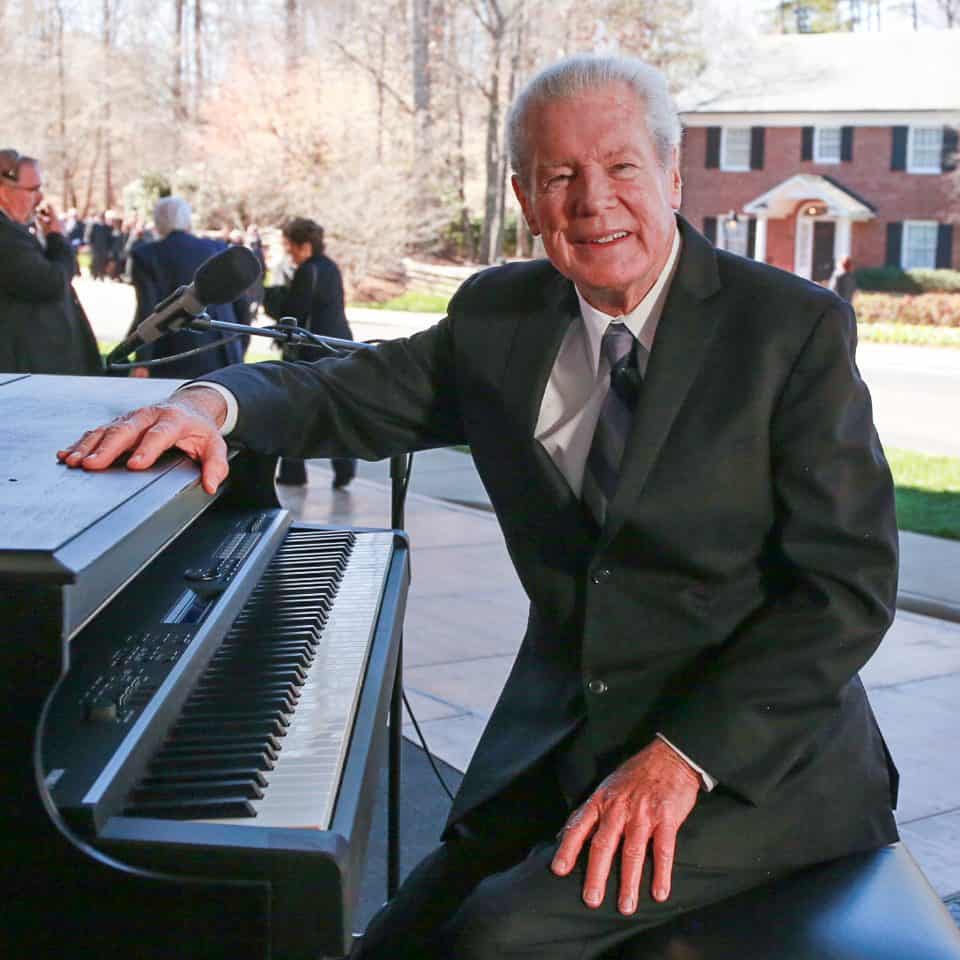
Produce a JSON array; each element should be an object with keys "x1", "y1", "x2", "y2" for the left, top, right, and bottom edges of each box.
[{"x1": 43, "y1": 506, "x2": 295, "y2": 831}]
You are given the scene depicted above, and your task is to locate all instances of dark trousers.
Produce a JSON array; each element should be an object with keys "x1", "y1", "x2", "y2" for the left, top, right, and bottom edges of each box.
[
  {"x1": 357, "y1": 758, "x2": 783, "y2": 960},
  {"x1": 276, "y1": 456, "x2": 355, "y2": 486}
]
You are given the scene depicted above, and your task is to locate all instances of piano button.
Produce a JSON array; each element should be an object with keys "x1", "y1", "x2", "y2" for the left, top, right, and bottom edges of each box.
[{"x1": 124, "y1": 797, "x2": 257, "y2": 820}]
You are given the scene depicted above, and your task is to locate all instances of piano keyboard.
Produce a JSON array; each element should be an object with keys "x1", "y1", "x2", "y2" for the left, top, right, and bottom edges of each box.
[{"x1": 124, "y1": 528, "x2": 396, "y2": 830}]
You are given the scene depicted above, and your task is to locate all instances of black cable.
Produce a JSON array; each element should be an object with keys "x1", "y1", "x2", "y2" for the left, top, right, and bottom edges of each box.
[
  {"x1": 401, "y1": 689, "x2": 455, "y2": 802},
  {"x1": 33, "y1": 670, "x2": 255, "y2": 890},
  {"x1": 107, "y1": 333, "x2": 249, "y2": 371}
]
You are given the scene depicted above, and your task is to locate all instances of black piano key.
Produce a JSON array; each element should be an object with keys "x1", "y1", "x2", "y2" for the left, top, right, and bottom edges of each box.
[
  {"x1": 149, "y1": 752, "x2": 274, "y2": 773},
  {"x1": 139, "y1": 768, "x2": 269, "y2": 788},
  {"x1": 172, "y1": 718, "x2": 286, "y2": 739},
  {"x1": 177, "y1": 709, "x2": 292, "y2": 729},
  {"x1": 132, "y1": 779, "x2": 264, "y2": 803},
  {"x1": 124, "y1": 796, "x2": 257, "y2": 819},
  {"x1": 157, "y1": 741, "x2": 280, "y2": 762},
  {"x1": 202, "y1": 666, "x2": 307, "y2": 686},
  {"x1": 165, "y1": 732, "x2": 283, "y2": 753},
  {"x1": 185, "y1": 693, "x2": 298, "y2": 713}
]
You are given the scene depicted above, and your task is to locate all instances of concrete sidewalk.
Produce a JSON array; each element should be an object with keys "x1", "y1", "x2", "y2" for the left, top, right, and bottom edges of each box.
[{"x1": 280, "y1": 449, "x2": 960, "y2": 901}]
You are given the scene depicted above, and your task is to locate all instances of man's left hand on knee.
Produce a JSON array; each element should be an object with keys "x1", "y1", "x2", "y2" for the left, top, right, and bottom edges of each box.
[{"x1": 551, "y1": 739, "x2": 701, "y2": 916}]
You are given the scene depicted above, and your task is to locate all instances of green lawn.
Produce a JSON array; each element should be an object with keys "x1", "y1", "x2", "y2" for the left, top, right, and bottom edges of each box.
[
  {"x1": 887, "y1": 447, "x2": 960, "y2": 541},
  {"x1": 349, "y1": 290, "x2": 449, "y2": 313}
]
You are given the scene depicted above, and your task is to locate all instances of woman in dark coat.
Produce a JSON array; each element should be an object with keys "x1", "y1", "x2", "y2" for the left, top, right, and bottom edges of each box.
[{"x1": 276, "y1": 217, "x2": 356, "y2": 489}]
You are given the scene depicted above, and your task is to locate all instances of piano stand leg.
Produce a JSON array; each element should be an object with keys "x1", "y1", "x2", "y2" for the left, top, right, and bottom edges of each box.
[{"x1": 388, "y1": 635, "x2": 403, "y2": 898}]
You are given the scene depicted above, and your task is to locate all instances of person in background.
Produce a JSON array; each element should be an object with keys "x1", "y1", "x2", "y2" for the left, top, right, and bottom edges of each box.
[
  {"x1": 274, "y1": 216, "x2": 356, "y2": 490},
  {"x1": 127, "y1": 196, "x2": 250, "y2": 379},
  {"x1": 84, "y1": 212, "x2": 112, "y2": 280},
  {"x1": 0, "y1": 148, "x2": 101, "y2": 374},
  {"x1": 830, "y1": 254, "x2": 857, "y2": 302}
]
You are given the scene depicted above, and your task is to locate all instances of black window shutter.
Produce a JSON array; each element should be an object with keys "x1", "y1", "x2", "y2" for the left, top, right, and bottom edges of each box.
[
  {"x1": 841, "y1": 126, "x2": 854, "y2": 162},
  {"x1": 703, "y1": 216, "x2": 717, "y2": 245},
  {"x1": 886, "y1": 222, "x2": 903, "y2": 266},
  {"x1": 936, "y1": 224, "x2": 954, "y2": 268},
  {"x1": 802, "y1": 127, "x2": 814, "y2": 161},
  {"x1": 750, "y1": 127, "x2": 765, "y2": 170},
  {"x1": 942, "y1": 127, "x2": 958, "y2": 172},
  {"x1": 706, "y1": 128, "x2": 721, "y2": 168},
  {"x1": 891, "y1": 126, "x2": 908, "y2": 170},
  {"x1": 747, "y1": 217, "x2": 757, "y2": 258}
]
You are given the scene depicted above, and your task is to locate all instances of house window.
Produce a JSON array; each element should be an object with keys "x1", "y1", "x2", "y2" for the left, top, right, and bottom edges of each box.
[
  {"x1": 907, "y1": 126, "x2": 943, "y2": 174},
  {"x1": 902, "y1": 221, "x2": 938, "y2": 269},
  {"x1": 720, "y1": 128, "x2": 751, "y2": 171},
  {"x1": 717, "y1": 213, "x2": 749, "y2": 256},
  {"x1": 814, "y1": 127, "x2": 842, "y2": 164}
]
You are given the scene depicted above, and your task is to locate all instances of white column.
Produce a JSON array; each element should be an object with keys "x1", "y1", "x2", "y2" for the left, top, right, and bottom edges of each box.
[
  {"x1": 835, "y1": 216, "x2": 852, "y2": 263},
  {"x1": 754, "y1": 214, "x2": 768, "y2": 262}
]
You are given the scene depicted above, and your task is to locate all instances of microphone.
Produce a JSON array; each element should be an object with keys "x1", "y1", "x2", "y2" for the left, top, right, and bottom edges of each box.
[{"x1": 107, "y1": 245, "x2": 262, "y2": 365}]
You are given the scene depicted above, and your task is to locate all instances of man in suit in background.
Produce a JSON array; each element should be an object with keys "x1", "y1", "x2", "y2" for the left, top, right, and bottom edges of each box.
[
  {"x1": 128, "y1": 196, "x2": 250, "y2": 379},
  {"x1": 60, "y1": 54, "x2": 899, "y2": 959},
  {"x1": 0, "y1": 148, "x2": 101, "y2": 375}
]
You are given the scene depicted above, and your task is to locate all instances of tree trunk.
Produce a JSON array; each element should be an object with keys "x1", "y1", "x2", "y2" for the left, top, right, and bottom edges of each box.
[
  {"x1": 194, "y1": 0, "x2": 203, "y2": 112},
  {"x1": 479, "y1": 3, "x2": 506, "y2": 265},
  {"x1": 285, "y1": 0, "x2": 298, "y2": 71},
  {"x1": 173, "y1": 0, "x2": 185, "y2": 121},
  {"x1": 412, "y1": 0, "x2": 433, "y2": 242},
  {"x1": 102, "y1": 0, "x2": 114, "y2": 209}
]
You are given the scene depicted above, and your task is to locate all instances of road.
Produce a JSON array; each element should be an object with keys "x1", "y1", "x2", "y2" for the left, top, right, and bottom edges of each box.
[{"x1": 76, "y1": 278, "x2": 959, "y2": 459}]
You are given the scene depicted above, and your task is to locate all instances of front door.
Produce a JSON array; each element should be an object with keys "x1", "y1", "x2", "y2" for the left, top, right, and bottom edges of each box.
[{"x1": 812, "y1": 221, "x2": 836, "y2": 282}]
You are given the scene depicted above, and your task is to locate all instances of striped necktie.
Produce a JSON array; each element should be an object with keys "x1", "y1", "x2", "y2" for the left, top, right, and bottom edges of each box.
[{"x1": 582, "y1": 323, "x2": 646, "y2": 525}]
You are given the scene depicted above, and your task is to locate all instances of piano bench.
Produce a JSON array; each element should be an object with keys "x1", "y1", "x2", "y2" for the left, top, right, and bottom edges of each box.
[{"x1": 608, "y1": 843, "x2": 960, "y2": 960}]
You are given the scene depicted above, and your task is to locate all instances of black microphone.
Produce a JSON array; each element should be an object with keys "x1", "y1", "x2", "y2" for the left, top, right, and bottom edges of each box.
[{"x1": 106, "y1": 245, "x2": 262, "y2": 365}]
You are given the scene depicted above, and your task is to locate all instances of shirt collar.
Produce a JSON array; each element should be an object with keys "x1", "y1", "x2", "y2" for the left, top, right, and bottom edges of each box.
[{"x1": 575, "y1": 226, "x2": 682, "y2": 375}]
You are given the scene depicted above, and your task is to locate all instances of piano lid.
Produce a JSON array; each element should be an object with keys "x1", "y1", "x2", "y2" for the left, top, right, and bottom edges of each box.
[{"x1": 0, "y1": 374, "x2": 231, "y2": 638}]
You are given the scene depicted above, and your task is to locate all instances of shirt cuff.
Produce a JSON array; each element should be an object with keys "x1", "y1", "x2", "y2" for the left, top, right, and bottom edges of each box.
[
  {"x1": 176, "y1": 381, "x2": 239, "y2": 436},
  {"x1": 656, "y1": 733, "x2": 717, "y2": 792}
]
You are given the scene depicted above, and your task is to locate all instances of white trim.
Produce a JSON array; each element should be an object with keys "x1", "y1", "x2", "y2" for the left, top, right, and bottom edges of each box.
[
  {"x1": 720, "y1": 127, "x2": 751, "y2": 172},
  {"x1": 901, "y1": 220, "x2": 939, "y2": 270},
  {"x1": 906, "y1": 125, "x2": 944, "y2": 175},
  {"x1": 813, "y1": 126, "x2": 842, "y2": 164},
  {"x1": 754, "y1": 214, "x2": 768, "y2": 263},
  {"x1": 743, "y1": 173, "x2": 874, "y2": 221},
  {"x1": 682, "y1": 111, "x2": 960, "y2": 127}
]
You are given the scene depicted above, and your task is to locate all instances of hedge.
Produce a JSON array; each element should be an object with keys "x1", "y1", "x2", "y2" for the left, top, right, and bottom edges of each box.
[
  {"x1": 853, "y1": 291, "x2": 960, "y2": 327},
  {"x1": 855, "y1": 266, "x2": 960, "y2": 293}
]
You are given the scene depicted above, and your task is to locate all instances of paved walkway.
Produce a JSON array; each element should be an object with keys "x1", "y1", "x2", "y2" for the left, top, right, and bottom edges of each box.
[{"x1": 280, "y1": 449, "x2": 960, "y2": 900}]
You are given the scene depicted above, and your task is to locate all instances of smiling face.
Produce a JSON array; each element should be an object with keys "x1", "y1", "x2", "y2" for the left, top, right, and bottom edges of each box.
[{"x1": 512, "y1": 83, "x2": 682, "y2": 316}]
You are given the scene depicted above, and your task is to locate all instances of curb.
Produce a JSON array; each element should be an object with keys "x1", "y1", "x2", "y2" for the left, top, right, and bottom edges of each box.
[{"x1": 897, "y1": 590, "x2": 960, "y2": 626}]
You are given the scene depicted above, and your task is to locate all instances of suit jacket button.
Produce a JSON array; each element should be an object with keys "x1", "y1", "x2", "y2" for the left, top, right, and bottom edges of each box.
[
  {"x1": 587, "y1": 679, "x2": 608, "y2": 695},
  {"x1": 591, "y1": 568, "x2": 612, "y2": 585}
]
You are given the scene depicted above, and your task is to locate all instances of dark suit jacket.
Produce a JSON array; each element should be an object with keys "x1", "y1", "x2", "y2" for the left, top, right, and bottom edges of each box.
[
  {"x1": 0, "y1": 213, "x2": 102, "y2": 374},
  {"x1": 130, "y1": 231, "x2": 249, "y2": 379},
  {"x1": 204, "y1": 218, "x2": 899, "y2": 872},
  {"x1": 284, "y1": 253, "x2": 352, "y2": 342}
]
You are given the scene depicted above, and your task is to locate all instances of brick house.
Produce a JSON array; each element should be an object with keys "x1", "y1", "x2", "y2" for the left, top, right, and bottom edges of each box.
[{"x1": 676, "y1": 31, "x2": 960, "y2": 280}]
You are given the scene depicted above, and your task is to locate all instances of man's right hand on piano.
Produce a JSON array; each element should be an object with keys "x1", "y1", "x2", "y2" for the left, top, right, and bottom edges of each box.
[{"x1": 57, "y1": 386, "x2": 231, "y2": 495}]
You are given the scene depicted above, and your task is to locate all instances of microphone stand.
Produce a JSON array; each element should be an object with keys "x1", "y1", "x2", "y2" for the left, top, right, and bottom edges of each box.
[{"x1": 176, "y1": 313, "x2": 408, "y2": 902}]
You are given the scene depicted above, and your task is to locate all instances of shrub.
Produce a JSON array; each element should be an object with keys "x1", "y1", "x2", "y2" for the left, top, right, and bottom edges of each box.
[
  {"x1": 855, "y1": 266, "x2": 960, "y2": 293},
  {"x1": 854, "y1": 292, "x2": 960, "y2": 327}
]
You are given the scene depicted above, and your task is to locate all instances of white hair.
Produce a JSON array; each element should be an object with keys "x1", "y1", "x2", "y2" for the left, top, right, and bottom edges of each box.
[
  {"x1": 507, "y1": 54, "x2": 683, "y2": 187},
  {"x1": 153, "y1": 196, "x2": 192, "y2": 238}
]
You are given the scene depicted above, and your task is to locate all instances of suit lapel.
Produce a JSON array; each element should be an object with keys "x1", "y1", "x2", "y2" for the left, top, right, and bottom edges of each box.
[
  {"x1": 601, "y1": 220, "x2": 723, "y2": 546},
  {"x1": 500, "y1": 269, "x2": 581, "y2": 508}
]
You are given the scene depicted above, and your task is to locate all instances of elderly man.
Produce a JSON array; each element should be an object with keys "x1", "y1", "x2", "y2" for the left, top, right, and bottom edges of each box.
[
  {"x1": 127, "y1": 196, "x2": 250, "y2": 378},
  {"x1": 60, "y1": 55, "x2": 899, "y2": 959},
  {"x1": 0, "y1": 149, "x2": 101, "y2": 374}
]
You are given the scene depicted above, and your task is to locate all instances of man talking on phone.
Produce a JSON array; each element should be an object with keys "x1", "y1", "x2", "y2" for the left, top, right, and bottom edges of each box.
[{"x1": 0, "y1": 148, "x2": 102, "y2": 375}]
